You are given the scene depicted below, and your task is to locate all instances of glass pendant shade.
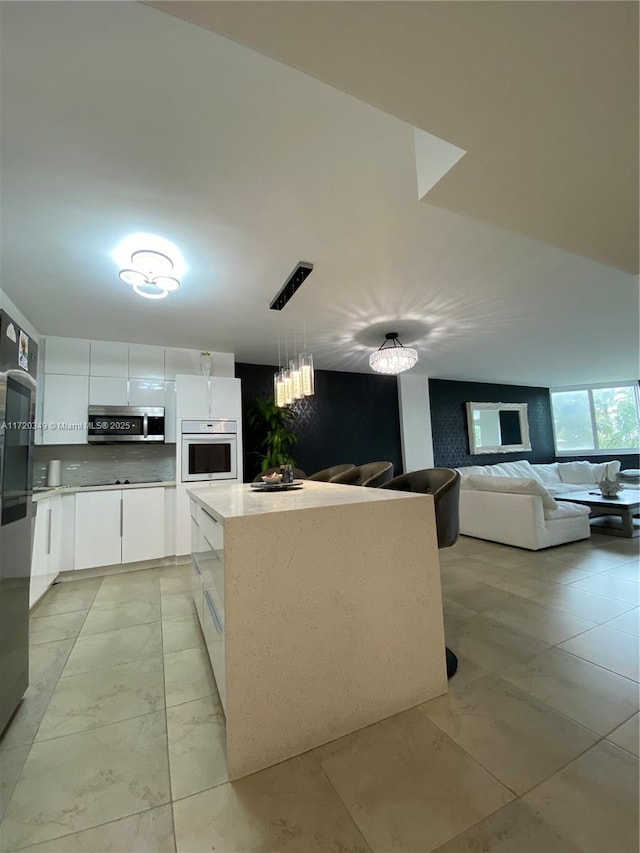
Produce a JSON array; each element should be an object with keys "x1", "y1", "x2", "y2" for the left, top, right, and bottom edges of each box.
[
  {"x1": 299, "y1": 352, "x2": 314, "y2": 396},
  {"x1": 274, "y1": 372, "x2": 286, "y2": 408},
  {"x1": 282, "y1": 369, "x2": 293, "y2": 405},
  {"x1": 369, "y1": 333, "x2": 418, "y2": 375},
  {"x1": 290, "y1": 360, "x2": 303, "y2": 400}
]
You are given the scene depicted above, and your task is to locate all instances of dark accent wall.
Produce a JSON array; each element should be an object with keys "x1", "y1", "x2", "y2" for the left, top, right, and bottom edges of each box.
[
  {"x1": 429, "y1": 378, "x2": 555, "y2": 468},
  {"x1": 235, "y1": 363, "x2": 403, "y2": 482}
]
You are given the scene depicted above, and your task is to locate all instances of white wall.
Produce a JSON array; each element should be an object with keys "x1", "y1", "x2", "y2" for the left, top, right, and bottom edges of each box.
[
  {"x1": 0, "y1": 287, "x2": 40, "y2": 340},
  {"x1": 397, "y1": 374, "x2": 434, "y2": 472}
]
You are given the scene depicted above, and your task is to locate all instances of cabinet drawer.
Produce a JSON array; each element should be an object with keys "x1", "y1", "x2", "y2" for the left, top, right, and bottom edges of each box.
[
  {"x1": 191, "y1": 557, "x2": 204, "y2": 629},
  {"x1": 203, "y1": 588, "x2": 226, "y2": 711},
  {"x1": 199, "y1": 506, "x2": 223, "y2": 552}
]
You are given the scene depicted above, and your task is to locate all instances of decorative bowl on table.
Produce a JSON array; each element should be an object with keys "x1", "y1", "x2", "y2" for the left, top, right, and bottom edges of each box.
[
  {"x1": 599, "y1": 480, "x2": 622, "y2": 497},
  {"x1": 262, "y1": 473, "x2": 283, "y2": 484}
]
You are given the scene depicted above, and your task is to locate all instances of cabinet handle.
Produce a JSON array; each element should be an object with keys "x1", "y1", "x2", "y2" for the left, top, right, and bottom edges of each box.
[
  {"x1": 120, "y1": 498, "x2": 123, "y2": 538},
  {"x1": 192, "y1": 556, "x2": 202, "y2": 576},
  {"x1": 46, "y1": 508, "x2": 52, "y2": 555},
  {"x1": 143, "y1": 413, "x2": 148, "y2": 440},
  {"x1": 204, "y1": 589, "x2": 223, "y2": 634},
  {"x1": 202, "y1": 533, "x2": 218, "y2": 553},
  {"x1": 202, "y1": 508, "x2": 219, "y2": 524}
]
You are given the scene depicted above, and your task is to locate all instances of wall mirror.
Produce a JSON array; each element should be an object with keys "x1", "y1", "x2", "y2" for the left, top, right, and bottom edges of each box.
[{"x1": 466, "y1": 402, "x2": 531, "y2": 455}]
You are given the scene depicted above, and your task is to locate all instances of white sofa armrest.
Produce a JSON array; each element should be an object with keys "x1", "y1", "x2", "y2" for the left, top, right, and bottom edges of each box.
[{"x1": 459, "y1": 489, "x2": 547, "y2": 550}]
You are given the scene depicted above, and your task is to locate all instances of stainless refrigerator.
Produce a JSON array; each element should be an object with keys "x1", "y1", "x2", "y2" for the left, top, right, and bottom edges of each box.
[{"x1": 0, "y1": 309, "x2": 37, "y2": 735}]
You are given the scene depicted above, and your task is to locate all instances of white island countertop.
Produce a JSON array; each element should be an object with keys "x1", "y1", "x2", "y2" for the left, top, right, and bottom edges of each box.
[{"x1": 187, "y1": 479, "x2": 423, "y2": 521}]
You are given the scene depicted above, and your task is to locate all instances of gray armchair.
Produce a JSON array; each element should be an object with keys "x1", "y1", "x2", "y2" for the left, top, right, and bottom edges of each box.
[
  {"x1": 307, "y1": 464, "x2": 355, "y2": 482},
  {"x1": 330, "y1": 461, "x2": 394, "y2": 488},
  {"x1": 380, "y1": 468, "x2": 461, "y2": 678}
]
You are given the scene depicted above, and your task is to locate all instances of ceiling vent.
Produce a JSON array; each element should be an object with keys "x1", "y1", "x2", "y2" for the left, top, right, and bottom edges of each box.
[{"x1": 269, "y1": 262, "x2": 314, "y2": 311}]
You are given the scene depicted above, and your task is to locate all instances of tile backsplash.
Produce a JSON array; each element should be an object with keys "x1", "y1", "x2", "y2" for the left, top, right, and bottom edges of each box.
[{"x1": 33, "y1": 444, "x2": 176, "y2": 487}]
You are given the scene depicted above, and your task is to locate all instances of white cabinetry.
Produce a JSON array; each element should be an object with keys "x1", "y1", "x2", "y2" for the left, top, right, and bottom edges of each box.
[
  {"x1": 164, "y1": 381, "x2": 176, "y2": 443},
  {"x1": 89, "y1": 377, "x2": 129, "y2": 406},
  {"x1": 165, "y1": 349, "x2": 202, "y2": 379},
  {"x1": 30, "y1": 495, "x2": 62, "y2": 607},
  {"x1": 176, "y1": 376, "x2": 241, "y2": 420},
  {"x1": 42, "y1": 374, "x2": 89, "y2": 444},
  {"x1": 129, "y1": 345, "x2": 164, "y2": 379},
  {"x1": 129, "y1": 378, "x2": 165, "y2": 408},
  {"x1": 74, "y1": 487, "x2": 167, "y2": 570},
  {"x1": 43, "y1": 338, "x2": 90, "y2": 375},
  {"x1": 122, "y1": 488, "x2": 165, "y2": 563},
  {"x1": 74, "y1": 490, "x2": 122, "y2": 570},
  {"x1": 90, "y1": 342, "x2": 128, "y2": 377}
]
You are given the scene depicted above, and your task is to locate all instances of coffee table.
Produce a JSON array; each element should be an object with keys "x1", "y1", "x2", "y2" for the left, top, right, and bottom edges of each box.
[{"x1": 556, "y1": 490, "x2": 640, "y2": 538}]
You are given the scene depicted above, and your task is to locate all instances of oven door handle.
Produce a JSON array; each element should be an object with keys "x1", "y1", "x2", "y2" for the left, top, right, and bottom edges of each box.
[{"x1": 143, "y1": 414, "x2": 148, "y2": 439}]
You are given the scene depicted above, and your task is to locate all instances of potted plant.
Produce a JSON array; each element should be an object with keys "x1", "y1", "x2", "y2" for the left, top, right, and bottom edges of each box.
[{"x1": 248, "y1": 395, "x2": 299, "y2": 472}]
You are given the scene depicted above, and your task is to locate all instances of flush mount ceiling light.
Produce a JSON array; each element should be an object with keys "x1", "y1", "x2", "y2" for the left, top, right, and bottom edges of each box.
[
  {"x1": 369, "y1": 332, "x2": 418, "y2": 375},
  {"x1": 113, "y1": 233, "x2": 185, "y2": 300}
]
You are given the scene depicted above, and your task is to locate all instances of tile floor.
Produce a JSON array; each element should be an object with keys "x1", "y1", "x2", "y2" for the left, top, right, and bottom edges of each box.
[{"x1": 0, "y1": 534, "x2": 638, "y2": 853}]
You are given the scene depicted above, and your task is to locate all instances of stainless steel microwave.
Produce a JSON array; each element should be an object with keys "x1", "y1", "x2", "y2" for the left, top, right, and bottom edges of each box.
[{"x1": 87, "y1": 406, "x2": 165, "y2": 444}]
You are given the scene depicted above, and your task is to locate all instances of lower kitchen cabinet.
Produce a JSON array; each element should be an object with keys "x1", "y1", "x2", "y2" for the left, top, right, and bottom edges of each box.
[
  {"x1": 30, "y1": 495, "x2": 62, "y2": 607},
  {"x1": 74, "y1": 487, "x2": 166, "y2": 570}
]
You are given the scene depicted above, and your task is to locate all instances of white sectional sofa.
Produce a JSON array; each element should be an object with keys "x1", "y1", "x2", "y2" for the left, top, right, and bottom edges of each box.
[{"x1": 455, "y1": 459, "x2": 621, "y2": 550}]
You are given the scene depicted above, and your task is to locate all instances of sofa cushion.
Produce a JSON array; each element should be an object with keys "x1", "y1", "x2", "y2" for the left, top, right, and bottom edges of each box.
[
  {"x1": 558, "y1": 460, "x2": 621, "y2": 484},
  {"x1": 544, "y1": 501, "x2": 591, "y2": 521},
  {"x1": 545, "y1": 482, "x2": 596, "y2": 496},
  {"x1": 490, "y1": 460, "x2": 544, "y2": 482},
  {"x1": 463, "y1": 474, "x2": 558, "y2": 510},
  {"x1": 532, "y1": 463, "x2": 562, "y2": 484}
]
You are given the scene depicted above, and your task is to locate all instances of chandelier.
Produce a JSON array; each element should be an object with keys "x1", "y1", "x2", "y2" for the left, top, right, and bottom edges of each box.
[
  {"x1": 274, "y1": 352, "x2": 314, "y2": 407},
  {"x1": 114, "y1": 234, "x2": 184, "y2": 300},
  {"x1": 369, "y1": 332, "x2": 418, "y2": 375}
]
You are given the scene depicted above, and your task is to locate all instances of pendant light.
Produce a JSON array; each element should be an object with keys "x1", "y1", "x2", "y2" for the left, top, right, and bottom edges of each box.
[{"x1": 369, "y1": 332, "x2": 418, "y2": 375}]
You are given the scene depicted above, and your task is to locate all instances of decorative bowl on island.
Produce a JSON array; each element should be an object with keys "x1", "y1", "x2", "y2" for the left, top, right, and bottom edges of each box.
[
  {"x1": 599, "y1": 480, "x2": 622, "y2": 498},
  {"x1": 262, "y1": 473, "x2": 283, "y2": 484}
]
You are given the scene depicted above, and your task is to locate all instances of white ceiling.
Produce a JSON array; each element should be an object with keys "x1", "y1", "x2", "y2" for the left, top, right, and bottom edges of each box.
[{"x1": 1, "y1": 1, "x2": 637, "y2": 387}]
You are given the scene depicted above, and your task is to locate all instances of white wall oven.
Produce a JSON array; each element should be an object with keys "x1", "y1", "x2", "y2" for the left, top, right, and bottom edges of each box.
[{"x1": 181, "y1": 420, "x2": 237, "y2": 482}]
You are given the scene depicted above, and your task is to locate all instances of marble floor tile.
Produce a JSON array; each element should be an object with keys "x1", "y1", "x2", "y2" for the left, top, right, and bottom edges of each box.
[
  {"x1": 482, "y1": 597, "x2": 596, "y2": 645},
  {"x1": 29, "y1": 582, "x2": 101, "y2": 618},
  {"x1": 315, "y1": 708, "x2": 513, "y2": 853},
  {"x1": 28, "y1": 638, "x2": 75, "y2": 688},
  {"x1": 62, "y1": 621, "x2": 162, "y2": 677},
  {"x1": 607, "y1": 713, "x2": 639, "y2": 757},
  {"x1": 0, "y1": 744, "x2": 30, "y2": 822},
  {"x1": 523, "y1": 741, "x2": 640, "y2": 853},
  {"x1": 461, "y1": 549, "x2": 531, "y2": 571},
  {"x1": 501, "y1": 646, "x2": 639, "y2": 735},
  {"x1": 542, "y1": 550, "x2": 624, "y2": 573},
  {"x1": 172, "y1": 752, "x2": 370, "y2": 853},
  {"x1": 160, "y1": 592, "x2": 195, "y2": 619},
  {"x1": 481, "y1": 572, "x2": 563, "y2": 602},
  {"x1": 166, "y1": 694, "x2": 228, "y2": 800},
  {"x1": 602, "y1": 606, "x2": 640, "y2": 637},
  {"x1": 558, "y1": 624, "x2": 640, "y2": 682},
  {"x1": 513, "y1": 558, "x2": 596, "y2": 585},
  {"x1": 29, "y1": 610, "x2": 87, "y2": 646},
  {"x1": 1, "y1": 711, "x2": 171, "y2": 850},
  {"x1": 0, "y1": 687, "x2": 54, "y2": 751},
  {"x1": 443, "y1": 653, "x2": 494, "y2": 693},
  {"x1": 36, "y1": 656, "x2": 165, "y2": 740},
  {"x1": 440, "y1": 577, "x2": 516, "y2": 612},
  {"x1": 80, "y1": 598, "x2": 161, "y2": 635},
  {"x1": 11, "y1": 805, "x2": 176, "y2": 853},
  {"x1": 420, "y1": 674, "x2": 599, "y2": 795},
  {"x1": 99, "y1": 567, "x2": 162, "y2": 586},
  {"x1": 569, "y1": 572, "x2": 640, "y2": 604},
  {"x1": 532, "y1": 584, "x2": 636, "y2": 622},
  {"x1": 91, "y1": 580, "x2": 160, "y2": 611},
  {"x1": 164, "y1": 646, "x2": 217, "y2": 708},
  {"x1": 444, "y1": 614, "x2": 549, "y2": 672},
  {"x1": 160, "y1": 574, "x2": 191, "y2": 596},
  {"x1": 431, "y1": 799, "x2": 582, "y2": 853},
  {"x1": 162, "y1": 613, "x2": 203, "y2": 654},
  {"x1": 547, "y1": 545, "x2": 627, "y2": 567},
  {"x1": 599, "y1": 560, "x2": 640, "y2": 581}
]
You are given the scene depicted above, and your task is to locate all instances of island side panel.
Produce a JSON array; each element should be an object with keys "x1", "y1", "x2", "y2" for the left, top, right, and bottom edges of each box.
[{"x1": 223, "y1": 494, "x2": 446, "y2": 779}]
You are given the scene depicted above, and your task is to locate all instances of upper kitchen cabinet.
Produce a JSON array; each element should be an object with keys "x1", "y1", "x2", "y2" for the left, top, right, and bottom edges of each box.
[
  {"x1": 90, "y1": 341, "x2": 128, "y2": 377},
  {"x1": 42, "y1": 374, "x2": 89, "y2": 444},
  {"x1": 43, "y1": 338, "x2": 90, "y2": 375},
  {"x1": 164, "y1": 348, "x2": 203, "y2": 380},
  {"x1": 129, "y1": 378, "x2": 165, "y2": 408},
  {"x1": 129, "y1": 344, "x2": 164, "y2": 380},
  {"x1": 89, "y1": 377, "x2": 128, "y2": 406},
  {"x1": 176, "y1": 376, "x2": 241, "y2": 420}
]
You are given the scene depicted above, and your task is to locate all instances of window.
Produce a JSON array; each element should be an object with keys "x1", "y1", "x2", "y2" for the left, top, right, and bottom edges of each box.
[{"x1": 550, "y1": 383, "x2": 640, "y2": 455}]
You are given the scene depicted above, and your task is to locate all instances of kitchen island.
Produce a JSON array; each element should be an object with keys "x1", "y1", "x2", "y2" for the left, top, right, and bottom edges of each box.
[{"x1": 187, "y1": 479, "x2": 447, "y2": 779}]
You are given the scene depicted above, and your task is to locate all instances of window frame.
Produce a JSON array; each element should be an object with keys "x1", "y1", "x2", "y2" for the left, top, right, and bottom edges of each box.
[{"x1": 550, "y1": 381, "x2": 640, "y2": 457}]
